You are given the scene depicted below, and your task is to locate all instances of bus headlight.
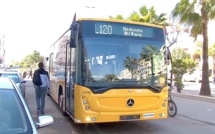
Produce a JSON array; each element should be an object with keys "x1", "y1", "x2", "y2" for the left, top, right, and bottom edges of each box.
[
  {"x1": 86, "y1": 117, "x2": 91, "y2": 121},
  {"x1": 85, "y1": 117, "x2": 96, "y2": 122},
  {"x1": 162, "y1": 103, "x2": 166, "y2": 107}
]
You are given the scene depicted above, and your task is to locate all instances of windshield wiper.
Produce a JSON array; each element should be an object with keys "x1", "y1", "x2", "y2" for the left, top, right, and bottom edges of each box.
[
  {"x1": 113, "y1": 79, "x2": 137, "y2": 84},
  {"x1": 93, "y1": 83, "x2": 161, "y2": 94},
  {"x1": 93, "y1": 86, "x2": 117, "y2": 93},
  {"x1": 114, "y1": 79, "x2": 161, "y2": 91},
  {"x1": 140, "y1": 83, "x2": 161, "y2": 91}
]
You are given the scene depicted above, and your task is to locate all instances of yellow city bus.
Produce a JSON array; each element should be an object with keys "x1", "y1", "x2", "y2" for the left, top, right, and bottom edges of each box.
[{"x1": 46, "y1": 14, "x2": 169, "y2": 123}]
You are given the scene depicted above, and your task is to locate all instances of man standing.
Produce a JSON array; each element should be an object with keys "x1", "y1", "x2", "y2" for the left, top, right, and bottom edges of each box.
[
  {"x1": 28, "y1": 68, "x2": 33, "y2": 79},
  {"x1": 32, "y1": 62, "x2": 50, "y2": 115},
  {"x1": 22, "y1": 71, "x2": 27, "y2": 79}
]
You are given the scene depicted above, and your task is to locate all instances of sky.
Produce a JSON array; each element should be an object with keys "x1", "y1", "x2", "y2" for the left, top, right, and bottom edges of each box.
[{"x1": 0, "y1": 0, "x2": 188, "y2": 64}]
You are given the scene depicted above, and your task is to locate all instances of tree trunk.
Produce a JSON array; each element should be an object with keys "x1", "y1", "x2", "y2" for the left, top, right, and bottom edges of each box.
[
  {"x1": 199, "y1": 8, "x2": 211, "y2": 96},
  {"x1": 177, "y1": 87, "x2": 181, "y2": 93}
]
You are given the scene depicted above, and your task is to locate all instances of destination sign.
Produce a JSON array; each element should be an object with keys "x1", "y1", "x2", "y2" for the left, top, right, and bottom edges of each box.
[{"x1": 95, "y1": 22, "x2": 155, "y2": 38}]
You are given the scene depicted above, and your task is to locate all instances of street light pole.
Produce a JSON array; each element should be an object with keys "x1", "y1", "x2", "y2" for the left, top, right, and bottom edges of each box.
[
  {"x1": 84, "y1": 5, "x2": 96, "y2": 18},
  {"x1": 85, "y1": 6, "x2": 95, "y2": 9}
]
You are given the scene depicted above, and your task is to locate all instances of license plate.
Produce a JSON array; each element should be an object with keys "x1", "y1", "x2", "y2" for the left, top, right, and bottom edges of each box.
[{"x1": 120, "y1": 115, "x2": 140, "y2": 121}]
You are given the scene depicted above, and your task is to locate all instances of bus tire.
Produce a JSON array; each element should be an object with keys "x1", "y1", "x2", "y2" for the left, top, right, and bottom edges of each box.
[{"x1": 58, "y1": 95, "x2": 67, "y2": 116}]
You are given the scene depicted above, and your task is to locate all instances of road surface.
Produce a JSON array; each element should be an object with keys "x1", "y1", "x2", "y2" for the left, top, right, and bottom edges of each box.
[{"x1": 24, "y1": 80, "x2": 215, "y2": 134}]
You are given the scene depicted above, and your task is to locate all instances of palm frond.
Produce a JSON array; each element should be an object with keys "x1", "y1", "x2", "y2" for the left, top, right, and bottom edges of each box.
[
  {"x1": 115, "y1": 15, "x2": 124, "y2": 20},
  {"x1": 139, "y1": 6, "x2": 148, "y2": 16},
  {"x1": 149, "y1": 6, "x2": 156, "y2": 17},
  {"x1": 172, "y1": 0, "x2": 190, "y2": 17},
  {"x1": 109, "y1": 16, "x2": 114, "y2": 19},
  {"x1": 190, "y1": 24, "x2": 202, "y2": 40},
  {"x1": 208, "y1": 4, "x2": 215, "y2": 19},
  {"x1": 128, "y1": 11, "x2": 140, "y2": 22}
]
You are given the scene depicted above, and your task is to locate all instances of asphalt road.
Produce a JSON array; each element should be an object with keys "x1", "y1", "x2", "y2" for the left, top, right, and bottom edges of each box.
[{"x1": 25, "y1": 80, "x2": 215, "y2": 134}]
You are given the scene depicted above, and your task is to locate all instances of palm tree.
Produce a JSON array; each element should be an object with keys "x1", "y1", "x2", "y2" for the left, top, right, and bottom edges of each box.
[
  {"x1": 140, "y1": 45, "x2": 158, "y2": 59},
  {"x1": 128, "y1": 6, "x2": 168, "y2": 25},
  {"x1": 109, "y1": 6, "x2": 168, "y2": 26},
  {"x1": 172, "y1": 0, "x2": 215, "y2": 96},
  {"x1": 123, "y1": 57, "x2": 138, "y2": 79},
  {"x1": 109, "y1": 15, "x2": 124, "y2": 20},
  {"x1": 104, "y1": 74, "x2": 119, "y2": 81}
]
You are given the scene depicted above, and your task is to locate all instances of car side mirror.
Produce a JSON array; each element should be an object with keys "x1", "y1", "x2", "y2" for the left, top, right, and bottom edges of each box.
[
  {"x1": 36, "y1": 115, "x2": 54, "y2": 128},
  {"x1": 21, "y1": 81, "x2": 26, "y2": 84}
]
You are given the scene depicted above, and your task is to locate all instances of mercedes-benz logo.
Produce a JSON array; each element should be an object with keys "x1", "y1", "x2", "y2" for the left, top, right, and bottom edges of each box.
[{"x1": 127, "y1": 98, "x2": 134, "y2": 107}]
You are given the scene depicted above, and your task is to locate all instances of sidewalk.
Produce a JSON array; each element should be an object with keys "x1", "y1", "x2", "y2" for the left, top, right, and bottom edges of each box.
[{"x1": 172, "y1": 87, "x2": 215, "y2": 103}]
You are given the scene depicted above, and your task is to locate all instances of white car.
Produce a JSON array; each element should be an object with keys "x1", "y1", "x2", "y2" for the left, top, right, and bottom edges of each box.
[
  {"x1": 183, "y1": 70, "x2": 202, "y2": 83},
  {"x1": 0, "y1": 72, "x2": 26, "y2": 97},
  {"x1": 183, "y1": 70, "x2": 213, "y2": 83},
  {"x1": 0, "y1": 77, "x2": 53, "y2": 134}
]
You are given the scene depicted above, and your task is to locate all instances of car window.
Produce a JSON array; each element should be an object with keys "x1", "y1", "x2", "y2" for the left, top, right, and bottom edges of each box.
[
  {"x1": 0, "y1": 74, "x2": 21, "y2": 83},
  {"x1": 18, "y1": 73, "x2": 23, "y2": 81},
  {"x1": 4, "y1": 69, "x2": 18, "y2": 72},
  {"x1": 0, "y1": 89, "x2": 32, "y2": 134}
]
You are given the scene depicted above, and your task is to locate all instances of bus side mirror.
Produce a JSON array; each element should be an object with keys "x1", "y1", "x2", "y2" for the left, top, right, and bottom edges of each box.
[{"x1": 70, "y1": 23, "x2": 79, "y2": 48}]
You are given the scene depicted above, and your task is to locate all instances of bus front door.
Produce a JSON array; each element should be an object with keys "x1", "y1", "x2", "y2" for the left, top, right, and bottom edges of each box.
[
  {"x1": 65, "y1": 45, "x2": 74, "y2": 116},
  {"x1": 66, "y1": 74, "x2": 74, "y2": 116}
]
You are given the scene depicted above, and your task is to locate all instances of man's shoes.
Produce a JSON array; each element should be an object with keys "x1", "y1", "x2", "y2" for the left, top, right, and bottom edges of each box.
[
  {"x1": 40, "y1": 112, "x2": 45, "y2": 115},
  {"x1": 37, "y1": 110, "x2": 40, "y2": 115}
]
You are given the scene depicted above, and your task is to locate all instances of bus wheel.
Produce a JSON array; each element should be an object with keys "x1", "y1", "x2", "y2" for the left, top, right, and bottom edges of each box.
[{"x1": 58, "y1": 95, "x2": 67, "y2": 116}]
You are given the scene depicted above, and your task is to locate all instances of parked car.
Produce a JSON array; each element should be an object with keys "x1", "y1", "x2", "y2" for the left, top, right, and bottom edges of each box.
[
  {"x1": 5, "y1": 66, "x2": 22, "y2": 73},
  {"x1": 182, "y1": 70, "x2": 202, "y2": 83},
  {"x1": 0, "y1": 72, "x2": 26, "y2": 97},
  {"x1": 4, "y1": 69, "x2": 19, "y2": 72},
  {"x1": 182, "y1": 70, "x2": 212, "y2": 83},
  {"x1": 0, "y1": 77, "x2": 53, "y2": 134}
]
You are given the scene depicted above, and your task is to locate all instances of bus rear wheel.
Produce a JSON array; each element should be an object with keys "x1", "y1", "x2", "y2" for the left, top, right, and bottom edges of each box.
[{"x1": 58, "y1": 95, "x2": 67, "y2": 116}]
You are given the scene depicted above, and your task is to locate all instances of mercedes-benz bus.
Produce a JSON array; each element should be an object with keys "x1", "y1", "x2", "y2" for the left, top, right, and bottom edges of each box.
[{"x1": 46, "y1": 14, "x2": 169, "y2": 123}]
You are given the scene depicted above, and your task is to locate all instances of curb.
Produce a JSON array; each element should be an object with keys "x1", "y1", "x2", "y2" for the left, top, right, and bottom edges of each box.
[{"x1": 172, "y1": 93, "x2": 215, "y2": 103}]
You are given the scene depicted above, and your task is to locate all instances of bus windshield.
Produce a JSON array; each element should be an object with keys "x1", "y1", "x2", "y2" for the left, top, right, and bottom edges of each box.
[{"x1": 81, "y1": 36, "x2": 166, "y2": 89}]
